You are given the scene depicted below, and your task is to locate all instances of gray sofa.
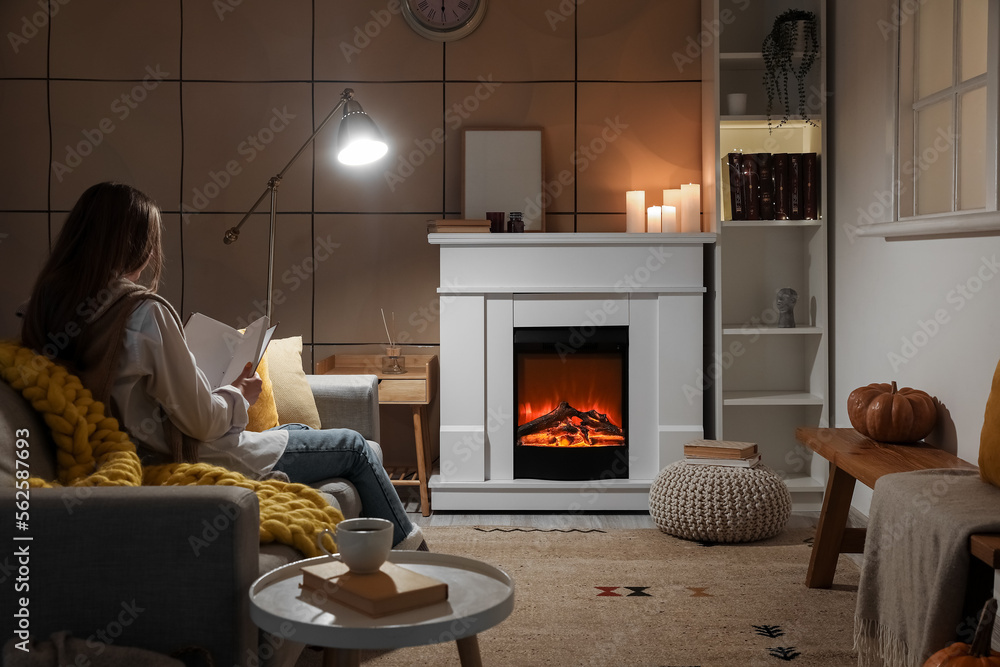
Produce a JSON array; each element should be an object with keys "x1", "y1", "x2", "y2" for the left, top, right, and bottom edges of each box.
[{"x1": 0, "y1": 372, "x2": 381, "y2": 667}]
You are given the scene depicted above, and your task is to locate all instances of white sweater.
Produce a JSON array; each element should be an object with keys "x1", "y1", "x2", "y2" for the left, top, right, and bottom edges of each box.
[{"x1": 110, "y1": 300, "x2": 287, "y2": 477}]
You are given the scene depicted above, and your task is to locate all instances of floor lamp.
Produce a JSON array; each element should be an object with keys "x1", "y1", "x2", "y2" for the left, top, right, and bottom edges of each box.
[{"x1": 223, "y1": 88, "x2": 388, "y2": 321}]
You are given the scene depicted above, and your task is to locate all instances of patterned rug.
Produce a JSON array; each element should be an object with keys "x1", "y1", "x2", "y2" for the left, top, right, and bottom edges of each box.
[{"x1": 295, "y1": 525, "x2": 860, "y2": 667}]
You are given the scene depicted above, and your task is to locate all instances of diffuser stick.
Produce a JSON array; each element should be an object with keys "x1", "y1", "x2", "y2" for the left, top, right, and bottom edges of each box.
[
  {"x1": 381, "y1": 308, "x2": 393, "y2": 346},
  {"x1": 381, "y1": 309, "x2": 404, "y2": 374}
]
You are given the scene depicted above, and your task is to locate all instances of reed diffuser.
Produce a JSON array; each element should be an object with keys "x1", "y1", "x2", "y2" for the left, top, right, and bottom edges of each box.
[{"x1": 381, "y1": 309, "x2": 405, "y2": 374}]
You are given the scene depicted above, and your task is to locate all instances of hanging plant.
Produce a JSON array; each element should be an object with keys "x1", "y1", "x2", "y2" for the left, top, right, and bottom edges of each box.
[{"x1": 761, "y1": 9, "x2": 820, "y2": 133}]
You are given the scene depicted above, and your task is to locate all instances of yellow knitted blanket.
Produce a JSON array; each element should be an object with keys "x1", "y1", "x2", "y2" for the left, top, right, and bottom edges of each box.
[{"x1": 0, "y1": 341, "x2": 341, "y2": 557}]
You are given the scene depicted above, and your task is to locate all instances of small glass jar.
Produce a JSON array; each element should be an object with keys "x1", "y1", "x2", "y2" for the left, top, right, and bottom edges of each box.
[
  {"x1": 382, "y1": 346, "x2": 406, "y2": 374},
  {"x1": 508, "y1": 211, "x2": 525, "y2": 233}
]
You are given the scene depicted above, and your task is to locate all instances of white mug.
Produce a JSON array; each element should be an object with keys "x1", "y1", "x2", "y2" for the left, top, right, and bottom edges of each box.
[{"x1": 317, "y1": 517, "x2": 393, "y2": 574}]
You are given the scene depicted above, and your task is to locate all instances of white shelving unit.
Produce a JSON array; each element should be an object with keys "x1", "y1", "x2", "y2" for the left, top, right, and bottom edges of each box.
[{"x1": 701, "y1": 0, "x2": 829, "y2": 508}]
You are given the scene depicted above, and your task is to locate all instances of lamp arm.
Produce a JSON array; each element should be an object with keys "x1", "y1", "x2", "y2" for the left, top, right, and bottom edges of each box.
[
  {"x1": 272, "y1": 88, "x2": 353, "y2": 181},
  {"x1": 224, "y1": 181, "x2": 274, "y2": 244},
  {"x1": 223, "y1": 88, "x2": 355, "y2": 244}
]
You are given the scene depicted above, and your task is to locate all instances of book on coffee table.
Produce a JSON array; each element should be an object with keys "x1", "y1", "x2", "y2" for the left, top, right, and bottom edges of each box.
[
  {"x1": 683, "y1": 439, "x2": 758, "y2": 460},
  {"x1": 300, "y1": 560, "x2": 449, "y2": 618}
]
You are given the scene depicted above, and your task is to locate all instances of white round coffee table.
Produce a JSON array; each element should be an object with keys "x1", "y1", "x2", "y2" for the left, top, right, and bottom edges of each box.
[{"x1": 249, "y1": 551, "x2": 515, "y2": 667}]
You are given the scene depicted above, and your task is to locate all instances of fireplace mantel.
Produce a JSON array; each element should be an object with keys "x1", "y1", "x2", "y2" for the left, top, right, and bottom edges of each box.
[
  {"x1": 428, "y1": 232, "x2": 716, "y2": 511},
  {"x1": 428, "y1": 232, "x2": 716, "y2": 245}
]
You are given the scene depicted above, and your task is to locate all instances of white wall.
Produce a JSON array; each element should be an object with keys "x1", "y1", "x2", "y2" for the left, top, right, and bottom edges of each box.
[{"x1": 831, "y1": 0, "x2": 1000, "y2": 515}]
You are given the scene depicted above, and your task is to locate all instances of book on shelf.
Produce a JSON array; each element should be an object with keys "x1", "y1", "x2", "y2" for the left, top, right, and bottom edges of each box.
[
  {"x1": 803, "y1": 152, "x2": 819, "y2": 220},
  {"x1": 427, "y1": 219, "x2": 491, "y2": 233},
  {"x1": 787, "y1": 153, "x2": 804, "y2": 220},
  {"x1": 183, "y1": 313, "x2": 277, "y2": 390},
  {"x1": 772, "y1": 153, "x2": 790, "y2": 220},
  {"x1": 721, "y1": 152, "x2": 745, "y2": 221},
  {"x1": 682, "y1": 439, "x2": 758, "y2": 460},
  {"x1": 755, "y1": 153, "x2": 775, "y2": 220},
  {"x1": 741, "y1": 152, "x2": 761, "y2": 220},
  {"x1": 686, "y1": 453, "x2": 762, "y2": 468},
  {"x1": 300, "y1": 560, "x2": 449, "y2": 618}
]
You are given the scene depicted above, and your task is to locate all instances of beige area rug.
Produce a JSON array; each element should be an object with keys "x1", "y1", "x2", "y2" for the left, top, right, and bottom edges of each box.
[{"x1": 295, "y1": 526, "x2": 859, "y2": 667}]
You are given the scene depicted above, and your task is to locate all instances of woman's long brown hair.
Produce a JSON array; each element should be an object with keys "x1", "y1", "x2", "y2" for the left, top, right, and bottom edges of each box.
[{"x1": 21, "y1": 182, "x2": 164, "y2": 362}]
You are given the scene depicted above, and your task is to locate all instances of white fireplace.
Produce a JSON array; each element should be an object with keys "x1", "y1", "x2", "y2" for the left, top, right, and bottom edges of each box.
[{"x1": 427, "y1": 232, "x2": 716, "y2": 511}]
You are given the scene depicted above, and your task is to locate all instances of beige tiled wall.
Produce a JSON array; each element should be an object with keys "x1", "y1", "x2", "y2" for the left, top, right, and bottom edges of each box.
[{"x1": 0, "y1": 0, "x2": 702, "y2": 463}]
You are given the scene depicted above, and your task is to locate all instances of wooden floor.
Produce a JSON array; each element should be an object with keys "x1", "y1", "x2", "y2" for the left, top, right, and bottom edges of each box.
[
  {"x1": 395, "y1": 487, "x2": 834, "y2": 533},
  {"x1": 410, "y1": 508, "x2": 660, "y2": 530}
]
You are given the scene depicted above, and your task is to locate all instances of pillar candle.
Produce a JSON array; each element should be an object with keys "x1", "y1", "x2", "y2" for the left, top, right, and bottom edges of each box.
[
  {"x1": 663, "y1": 188, "x2": 682, "y2": 216},
  {"x1": 647, "y1": 206, "x2": 662, "y2": 233},
  {"x1": 626, "y1": 191, "x2": 645, "y2": 233},
  {"x1": 680, "y1": 183, "x2": 701, "y2": 233},
  {"x1": 662, "y1": 205, "x2": 678, "y2": 233}
]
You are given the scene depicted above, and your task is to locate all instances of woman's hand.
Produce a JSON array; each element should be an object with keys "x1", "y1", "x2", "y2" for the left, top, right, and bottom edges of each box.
[{"x1": 231, "y1": 362, "x2": 262, "y2": 406}]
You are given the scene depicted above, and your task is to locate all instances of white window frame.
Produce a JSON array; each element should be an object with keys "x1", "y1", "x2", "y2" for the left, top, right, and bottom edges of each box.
[{"x1": 857, "y1": 0, "x2": 1000, "y2": 238}]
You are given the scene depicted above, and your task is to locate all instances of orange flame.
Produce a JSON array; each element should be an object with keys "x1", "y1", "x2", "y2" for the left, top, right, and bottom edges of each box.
[
  {"x1": 517, "y1": 352, "x2": 623, "y2": 427},
  {"x1": 516, "y1": 352, "x2": 624, "y2": 447}
]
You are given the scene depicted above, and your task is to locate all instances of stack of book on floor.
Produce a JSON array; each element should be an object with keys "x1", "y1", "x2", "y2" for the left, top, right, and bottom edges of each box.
[
  {"x1": 300, "y1": 560, "x2": 449, "y2": 618},
  {"x1": 683, "y1": 439, "x2": 760, "y2": 468},
  {"x1": 427, "y1": 219, "x2": 491, "y2": 233}
]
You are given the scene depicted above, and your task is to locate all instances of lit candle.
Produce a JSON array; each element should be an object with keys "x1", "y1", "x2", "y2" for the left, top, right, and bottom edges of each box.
[
  {"x1": 626, "y1": 190, "x2": 645, "y2": 233},
  {"x1": 680, "y1": 183, "x2": 701, "y2": 233},
  {"x1": 662, "y1": 205, "x2": 677, "y2": 233},
  {"x1": 647, "y1": 205, "x2": 662, "y2": 233},
  {"x1": 663, "y1": 188, "x2": 682, "y2": 216}
]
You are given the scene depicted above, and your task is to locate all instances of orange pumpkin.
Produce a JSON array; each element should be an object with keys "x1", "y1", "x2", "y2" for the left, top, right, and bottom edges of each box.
[
  {"x1": 924, "y1": 598, "x2": 1000, "y2": 666},
  {"x1": 847, "y1": 380, "x2": 937, "y2": 443}
]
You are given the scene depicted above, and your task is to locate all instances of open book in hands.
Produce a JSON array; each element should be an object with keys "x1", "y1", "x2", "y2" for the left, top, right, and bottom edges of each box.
[{"x1": 183, "y1": 313, "x2": 278, "y2": 389}]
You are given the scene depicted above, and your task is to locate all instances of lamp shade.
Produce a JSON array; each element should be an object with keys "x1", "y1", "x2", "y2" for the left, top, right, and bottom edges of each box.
[{"x1": 337, "y1": 100, "x2": 388, "y2": 165}]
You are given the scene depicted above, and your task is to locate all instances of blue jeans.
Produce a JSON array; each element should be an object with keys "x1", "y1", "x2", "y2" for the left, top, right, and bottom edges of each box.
[{"x1": 270, "y1": 424, "x2": 414, "y2": 546}]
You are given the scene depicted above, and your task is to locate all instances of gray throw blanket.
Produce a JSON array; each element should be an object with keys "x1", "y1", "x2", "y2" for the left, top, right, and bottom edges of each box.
[{"x1": 855, "y1": 468, "x2": 1000, "y2": 666}]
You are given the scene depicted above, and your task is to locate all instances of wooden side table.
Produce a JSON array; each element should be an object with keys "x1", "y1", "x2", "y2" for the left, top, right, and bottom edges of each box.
[{"x1": 317, "y1": 354, "x2": 438, "y2": 516}]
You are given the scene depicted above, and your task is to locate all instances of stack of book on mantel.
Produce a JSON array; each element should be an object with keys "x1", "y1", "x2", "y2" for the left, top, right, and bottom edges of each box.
[
  {"x1": 683, "y1": 439, "x2": 760, "y2": 468},
  {"x1": 427, "y1": 218, "x2": 491, "y2": 233},
  {"x1": 300, "y1": 560, "x2": 448, "y2": 618}
]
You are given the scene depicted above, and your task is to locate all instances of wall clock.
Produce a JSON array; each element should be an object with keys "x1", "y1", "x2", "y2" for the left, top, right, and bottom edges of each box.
[{"x1": 401, "y1": 0, "x2": 488, "y2": 42}]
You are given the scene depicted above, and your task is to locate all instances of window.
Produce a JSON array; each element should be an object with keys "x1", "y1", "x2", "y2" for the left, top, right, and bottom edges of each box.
[{"x1": 861, "y1": 0, "x2": 999, "y2": 237}]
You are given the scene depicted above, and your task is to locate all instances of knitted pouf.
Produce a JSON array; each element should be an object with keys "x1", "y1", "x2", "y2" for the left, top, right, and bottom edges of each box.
[{"x1": 649, "y1": 461, "x2": 791, "y2": 543}]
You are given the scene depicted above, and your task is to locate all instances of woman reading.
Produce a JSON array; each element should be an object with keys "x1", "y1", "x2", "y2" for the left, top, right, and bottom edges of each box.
[{"x1": 20, "y1": 181, "x2": 424, "y2": 550}]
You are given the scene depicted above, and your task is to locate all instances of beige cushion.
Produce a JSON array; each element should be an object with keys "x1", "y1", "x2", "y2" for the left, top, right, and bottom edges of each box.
[{"x1": 267, "y1": 336, "x2": 321, "y2": 429}]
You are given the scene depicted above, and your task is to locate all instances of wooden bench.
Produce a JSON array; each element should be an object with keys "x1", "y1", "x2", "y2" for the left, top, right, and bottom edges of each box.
[{"x1": 796, "y1": 427, "x2": 999, "y2": 588}]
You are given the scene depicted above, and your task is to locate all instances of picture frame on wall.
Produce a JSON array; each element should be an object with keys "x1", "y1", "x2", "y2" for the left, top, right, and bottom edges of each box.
[{"x1": 462, "y1": 128, "x2": 545, "y2": 232}]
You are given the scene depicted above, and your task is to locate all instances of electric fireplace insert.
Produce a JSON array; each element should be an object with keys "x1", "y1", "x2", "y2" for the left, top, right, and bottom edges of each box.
[{"x1": 513, "y1": 326, "x2": 628, "y2": 481}]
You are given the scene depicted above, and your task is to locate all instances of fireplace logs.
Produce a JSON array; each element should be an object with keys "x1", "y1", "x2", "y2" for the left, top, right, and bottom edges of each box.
[{"x1": 517, "y1": 401, "x2": 625, "y2": 448}]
